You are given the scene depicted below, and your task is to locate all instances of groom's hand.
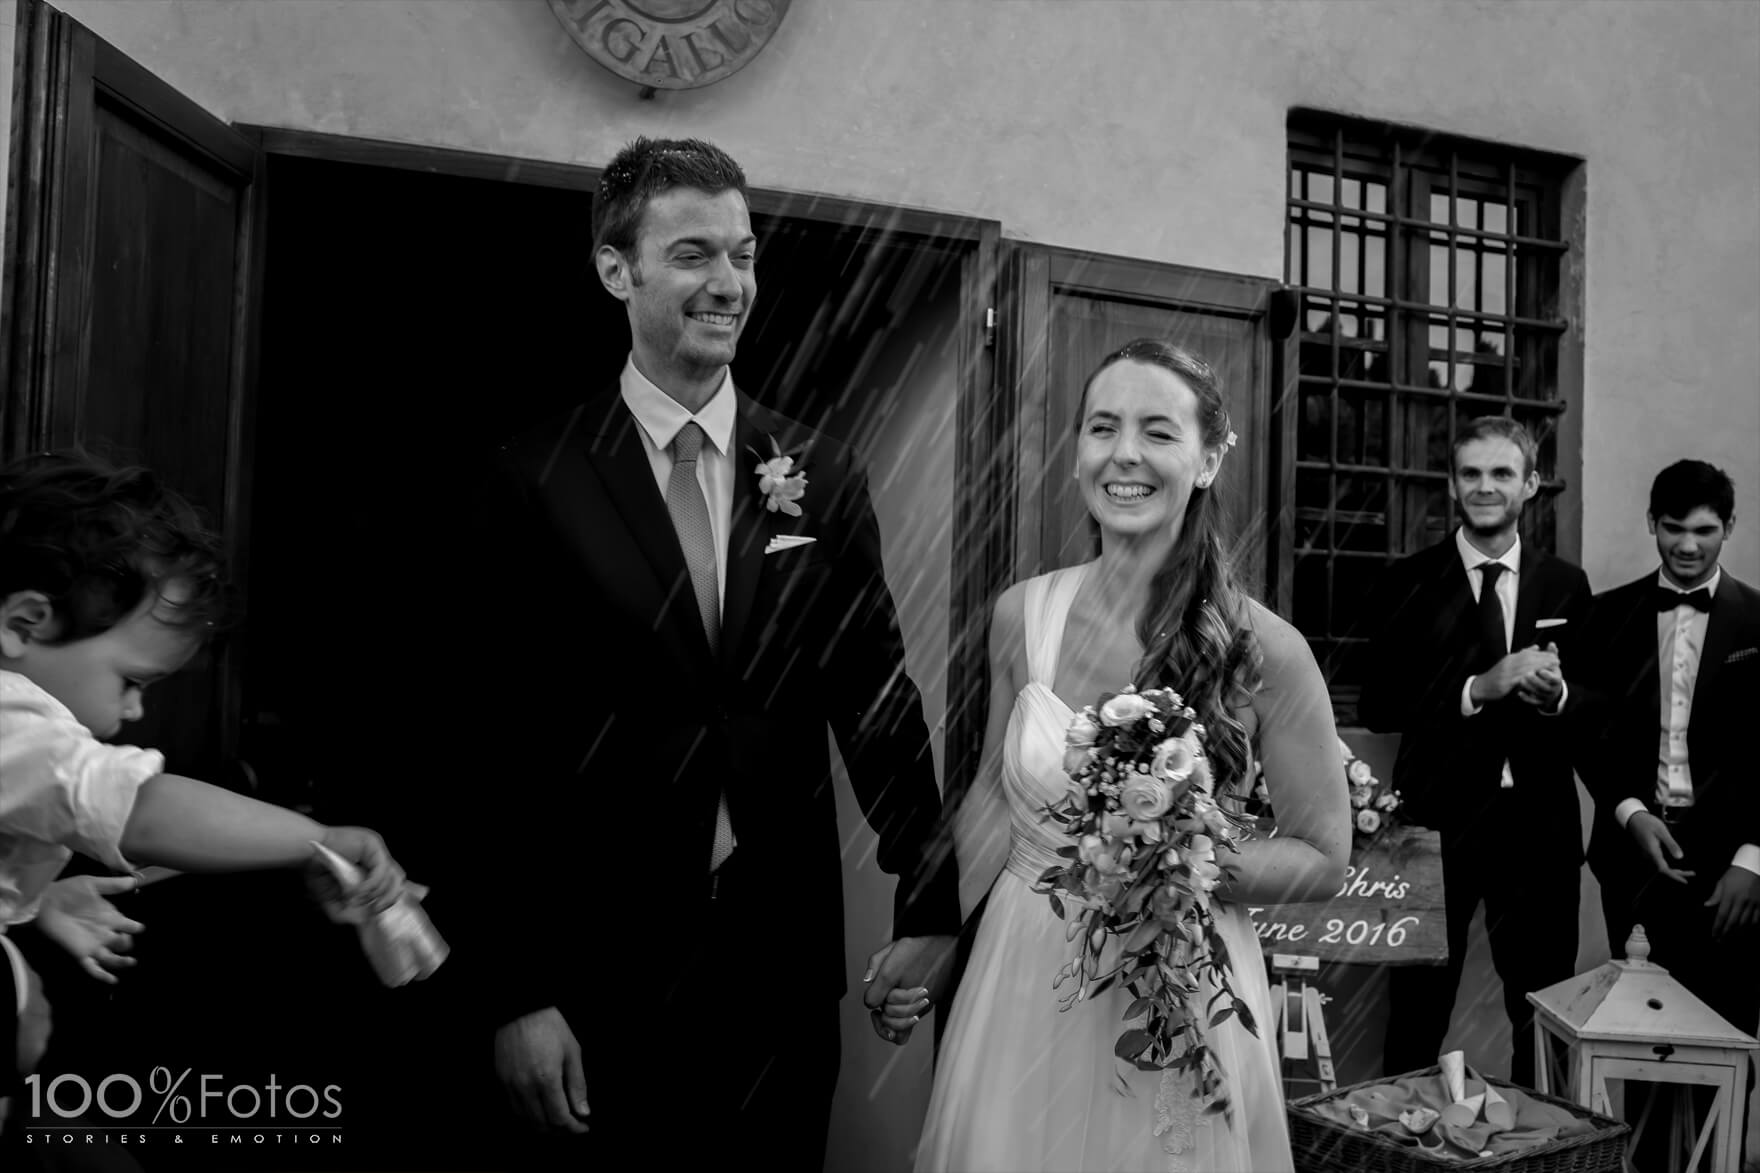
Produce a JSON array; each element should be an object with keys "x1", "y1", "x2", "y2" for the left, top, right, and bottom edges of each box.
[
  {"x1": 494, "y1": 1007, "x2": 590, "y2": 1134},
  {"x1": 862, "y1": 934, "x2": 956, "y2": 1046}
]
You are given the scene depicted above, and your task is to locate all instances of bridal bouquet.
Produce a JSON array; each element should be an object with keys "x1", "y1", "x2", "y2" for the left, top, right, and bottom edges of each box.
[{"x1": 1035, "y1": 685, "x2": 1259, "y2": 1112}]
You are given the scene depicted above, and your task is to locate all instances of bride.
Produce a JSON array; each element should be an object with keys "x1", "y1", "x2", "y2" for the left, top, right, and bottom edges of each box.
[{"x1": 906, "y1": 339, "x2": 1349, "y2": 1172}]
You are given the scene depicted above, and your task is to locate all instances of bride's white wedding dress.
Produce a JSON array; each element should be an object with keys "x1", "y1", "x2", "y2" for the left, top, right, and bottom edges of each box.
[{"x1": 916, "y1": 564, "x2": 1294, "y2": 1173}]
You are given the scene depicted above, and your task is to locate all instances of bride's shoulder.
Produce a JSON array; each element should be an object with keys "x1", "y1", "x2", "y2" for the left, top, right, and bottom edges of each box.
[
  {"x1": 1239, "y1": 598, "x2": 1322, "y2": 676},
  {"x1": 990, "y1": 579, "x2": 1030, "y2": 641}
]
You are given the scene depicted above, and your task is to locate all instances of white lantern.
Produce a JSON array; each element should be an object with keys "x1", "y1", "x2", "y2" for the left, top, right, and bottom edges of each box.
[{"x1": 1527, "y1": 926, "x2": 1756, "y2": 1173}]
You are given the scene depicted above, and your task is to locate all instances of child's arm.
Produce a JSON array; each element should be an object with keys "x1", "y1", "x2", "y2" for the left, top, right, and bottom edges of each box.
[{"x1": 120, "y1": 774, "x2": 405, "y2": 913}]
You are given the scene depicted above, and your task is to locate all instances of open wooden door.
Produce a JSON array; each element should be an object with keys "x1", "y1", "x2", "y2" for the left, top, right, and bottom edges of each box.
[
  {"x1": 997, "y1": 245, "x2": 1290, "y2": 604},
  {"x1": 2, "y1": 0, "x2": 264, "y2": 777}
]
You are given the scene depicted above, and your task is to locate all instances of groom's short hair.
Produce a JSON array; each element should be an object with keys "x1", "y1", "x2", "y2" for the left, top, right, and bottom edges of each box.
[{"x1": 593, "y1": 137, "x2": 749, "y2": 262}]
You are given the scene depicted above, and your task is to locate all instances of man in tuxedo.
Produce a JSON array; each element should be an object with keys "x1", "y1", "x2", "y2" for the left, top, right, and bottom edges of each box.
[
  {"x1": 471, "y1": 138, "x2": 960, "y2": 1169},
  {"x1": 1578, "y1": 460, "x2": 1758, "y2": 1036},
  {"x1": 1362, "y1": 417, "x2": 1591, "y2": 1088}
]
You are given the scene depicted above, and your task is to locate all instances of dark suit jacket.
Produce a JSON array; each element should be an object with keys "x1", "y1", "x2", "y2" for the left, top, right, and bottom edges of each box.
[
  {"x1": 1576, "y1": 571, "x2": 1760, "y2": 880},
  {"x1": 1358, "y1": 534, "x2": 1592, "y2": 851},
  {"x1": 466, "y1": 383, "x2": 961, "y2": 1034}
]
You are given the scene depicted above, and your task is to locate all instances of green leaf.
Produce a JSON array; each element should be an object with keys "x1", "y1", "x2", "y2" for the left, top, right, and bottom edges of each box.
[
  {"x1": 1124, "y1": 997, "x2": 1152, "y2": 1021},
  {"x1": 1208, "y1": 1007, "x2": 1235, "y2": 1028},
  {"x1": 1048, "y1": 894, "x2": 1065, "y2": 919},
  {"x1": 1114, "y1": 1029, "x2": 1153, "y2": 1060}
]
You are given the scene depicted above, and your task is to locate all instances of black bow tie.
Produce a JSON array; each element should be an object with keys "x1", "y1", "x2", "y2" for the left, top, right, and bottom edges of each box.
[{"x1": 1655, "y1": 586, "x2": 1712, "y2": 612}]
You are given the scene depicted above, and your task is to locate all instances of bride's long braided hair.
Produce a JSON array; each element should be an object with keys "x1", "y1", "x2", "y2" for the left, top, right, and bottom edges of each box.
[{"x1": 1080, "y1": 339, "x2": 1263, "y2": 796}]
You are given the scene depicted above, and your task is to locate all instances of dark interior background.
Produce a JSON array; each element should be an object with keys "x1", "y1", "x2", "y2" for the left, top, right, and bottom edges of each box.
[{"x1": 22, "y1": 154, "x2": 964, "y2": 1171}]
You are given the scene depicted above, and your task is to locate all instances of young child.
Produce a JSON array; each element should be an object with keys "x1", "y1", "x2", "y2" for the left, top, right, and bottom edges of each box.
[{"x1": 0, "y1": 451, "x2": 410, "y2": 981}]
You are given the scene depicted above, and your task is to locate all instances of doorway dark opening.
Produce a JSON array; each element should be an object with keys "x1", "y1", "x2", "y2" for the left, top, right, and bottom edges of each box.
[{"x1": 73, "y1": 150, "x2": 971, "y2": 1171}]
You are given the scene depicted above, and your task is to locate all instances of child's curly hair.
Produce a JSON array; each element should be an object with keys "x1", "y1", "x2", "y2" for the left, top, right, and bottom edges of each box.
[{"x1": 0, "y1": 450, "x2": 228, "y2": 643}]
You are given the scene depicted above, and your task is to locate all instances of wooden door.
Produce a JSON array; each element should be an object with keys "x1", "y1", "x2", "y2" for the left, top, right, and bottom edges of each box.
[
  {"x1": 997, "y1": 245, "x2": 1284, "y2": 600},
  {"x1": 2, "y1": 0, "x2": 263, "y2": 776}
]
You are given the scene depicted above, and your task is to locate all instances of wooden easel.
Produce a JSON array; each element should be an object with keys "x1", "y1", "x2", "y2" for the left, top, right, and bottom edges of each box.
[{"x1": 1269, "y1": 952, "x2": 1336, "y2": 1094}]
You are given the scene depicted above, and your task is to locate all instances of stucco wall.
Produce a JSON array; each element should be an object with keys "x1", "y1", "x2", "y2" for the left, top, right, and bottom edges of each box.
[{"x1": 36, "y1": 0, "x2": 1760, "y2": 586}]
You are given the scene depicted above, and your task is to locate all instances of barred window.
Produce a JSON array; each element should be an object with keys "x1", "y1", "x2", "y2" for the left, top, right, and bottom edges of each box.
[{"x1": 1284, "y1": 111, "x2": 1580, "y2": 715}]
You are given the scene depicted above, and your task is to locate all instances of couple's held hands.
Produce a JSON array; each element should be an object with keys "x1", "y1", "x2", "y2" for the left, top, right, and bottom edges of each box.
[
  {"x1": 1627, "y1": 813, "x2": 1760, "y2": 938},
  {"x1": 863, "y1": 934, "x2": 956, "y2": 1046},
  {"x1": 495, "y1": 1007, "x2": 590, "y2": 1134},
  {"x1": 36, "y1": 875, "x2": 145, "y2": 984},
  {"x1": 1472, "y1": 645, "x2": 1562, "y2": 707}
]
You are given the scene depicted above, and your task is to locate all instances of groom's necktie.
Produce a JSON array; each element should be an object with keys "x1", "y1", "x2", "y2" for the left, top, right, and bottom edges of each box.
[{"x1": 667, "y1": 422, "x2": 736, "y2": 871}]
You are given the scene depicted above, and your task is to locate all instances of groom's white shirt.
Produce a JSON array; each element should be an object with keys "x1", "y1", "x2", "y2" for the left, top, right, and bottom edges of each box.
[{"x1": 620, "y1": 356, "x2": 737, "y2": 605}]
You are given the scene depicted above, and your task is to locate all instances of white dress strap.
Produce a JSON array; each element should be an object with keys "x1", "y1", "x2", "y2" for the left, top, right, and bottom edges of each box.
[{"x1": 1024, "y1": 563, "x2": 1090, "y2": 689}]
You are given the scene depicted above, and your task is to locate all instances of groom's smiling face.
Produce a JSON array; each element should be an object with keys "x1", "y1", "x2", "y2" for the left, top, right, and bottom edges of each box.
[{"x1": 603, "y1": 185, "x2": 757, "y2": 388}]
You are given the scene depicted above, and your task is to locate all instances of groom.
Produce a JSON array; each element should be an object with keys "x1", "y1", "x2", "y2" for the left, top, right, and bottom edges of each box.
[{"x1": 470, "y1": 137, "x2": 960, "y2": 1168}]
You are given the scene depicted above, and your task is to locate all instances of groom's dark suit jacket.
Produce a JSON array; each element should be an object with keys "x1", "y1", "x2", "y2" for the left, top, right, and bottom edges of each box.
[
  {"x1": 1358, "y1": 536, "x2": 1593, "y2": 848},
  {"x1": 467, "y1": 383, "x2": 960, "y2": 1041},
  {"x1": 1576, "y1": 571, "x2": 1760, "y2": 896}
]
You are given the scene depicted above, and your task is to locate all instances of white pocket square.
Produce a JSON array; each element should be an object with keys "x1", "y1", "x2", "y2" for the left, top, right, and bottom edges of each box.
[
  {"x1": 1535, "y1": 618, "x2": 1569, "y2": 629},
  {"x1": 764, "y1": 535, "x2": 817, "y2": 555}
]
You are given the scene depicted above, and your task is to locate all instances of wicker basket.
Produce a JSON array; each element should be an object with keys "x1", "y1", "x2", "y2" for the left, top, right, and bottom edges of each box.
[{"x1": 1288, "y1": 1066, "x2": 1629, "y2": 1173}]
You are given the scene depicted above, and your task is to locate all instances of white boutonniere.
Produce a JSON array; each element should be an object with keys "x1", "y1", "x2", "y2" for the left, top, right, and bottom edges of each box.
[{"x1": 753, "y1": 437, "x2": 808, "y2": 518}]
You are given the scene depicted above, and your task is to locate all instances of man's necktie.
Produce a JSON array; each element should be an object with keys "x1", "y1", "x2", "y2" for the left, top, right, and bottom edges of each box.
[
  {"x1": 1655, "y1": 586, "x2": 1712, "y2": 612},
  {"x1": 666, "y1": 423, "x2": 736, "y2": 871},
  {"x1": 1477, "y1": 561, "x2": 1508, "y2": 663}
]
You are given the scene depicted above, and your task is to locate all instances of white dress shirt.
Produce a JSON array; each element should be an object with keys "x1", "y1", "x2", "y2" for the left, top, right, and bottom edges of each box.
[
  {"x1": 1612, "y1": 568, "x2": 1760, "y2": 876},
  {"x1": 1455, "y1": 529, "x2": 1563, "y2": 789},
  {"x1": 619, "y1": 356, "x2": 738, "y2": 605}
]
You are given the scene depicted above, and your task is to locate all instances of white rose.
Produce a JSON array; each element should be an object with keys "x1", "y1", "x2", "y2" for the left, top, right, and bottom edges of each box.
[
  {"x1": 1150, "y1": 736, "x2": 1197, "y2": 783},
  {"x1": 1350, "y1": 785, "x2": 1373, "y2": 809},
  {"x1": 1066, "y1": 711, "x2": 1101, "y2": 748},
  {"x1": 1063, "y1": 746, "x2": 1093, "y2": 777},
  {"x1": 1100, "y1": 692, "x2": 1155, "y2": 726},
  {"x1": 1119, "y1": 775, "x2": 1174, "y2": 821},
  {"x1": 1374, "y1": 792, "x2": 1400, "y2": 812},
  {"x1": 1347, "y1": 759, "x2": 1374, "y2": 785},
  {"x1": 1337, "y1": 736, "x2": 1355, "y2": 763},
  {"x1": 1355, "y1": 809, "x2": 1382, "y2": 835}
]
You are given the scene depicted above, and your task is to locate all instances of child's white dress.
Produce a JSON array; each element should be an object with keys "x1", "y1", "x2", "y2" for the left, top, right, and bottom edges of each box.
[{"x1": 0, "y1": 670, "x2": 158, "y2": 927}]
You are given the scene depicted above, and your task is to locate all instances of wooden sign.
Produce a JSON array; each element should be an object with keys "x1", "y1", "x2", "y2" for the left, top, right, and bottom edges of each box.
[
  {"x1": 549, "y1": 0, "x2": 792, "y2": 92},
  {"x1": 1247, "y1": 824, "x2": 1447, "y2": 966}
]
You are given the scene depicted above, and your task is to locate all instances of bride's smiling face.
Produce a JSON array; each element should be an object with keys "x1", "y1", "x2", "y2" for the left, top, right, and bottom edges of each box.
[{"x1": 1076, "y1": 360, "x2": 1221, "y2": 541}]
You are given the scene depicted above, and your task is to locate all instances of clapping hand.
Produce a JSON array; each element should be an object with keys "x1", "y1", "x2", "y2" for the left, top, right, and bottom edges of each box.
[
  {"x1": 1472, "y1": 646, "x2": 1560, "y2": 706},
  {"x1": 35, "y1": 874, "x2": 146, "y2": 984},
  {"x1": 1513, "y1": 642, "x2": 1565, "y2": 710},
  {"x1": 862, "y1": 934, "x2": 956, "y2": 1046}
]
